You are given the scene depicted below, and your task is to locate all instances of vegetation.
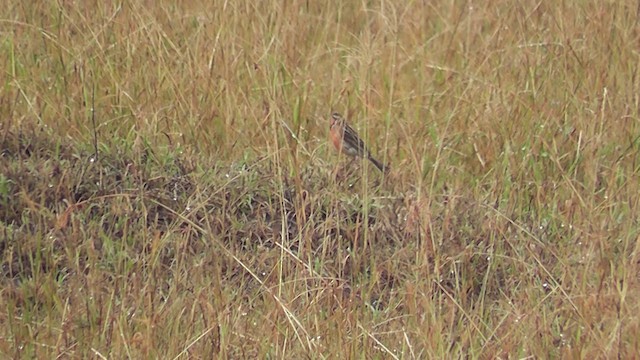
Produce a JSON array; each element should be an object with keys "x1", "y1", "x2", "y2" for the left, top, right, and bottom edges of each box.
[{"x1": 1, "y1": 0, "x2": 639, "y2": 357}]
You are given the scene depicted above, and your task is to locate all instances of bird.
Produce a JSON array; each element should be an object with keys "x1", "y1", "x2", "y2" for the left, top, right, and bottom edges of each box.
[{"x1": 329, "y1": 112, "x2": 388, "y2": 173}]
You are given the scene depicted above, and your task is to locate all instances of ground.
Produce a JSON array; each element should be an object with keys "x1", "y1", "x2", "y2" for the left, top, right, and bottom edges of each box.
[{"x1": 1, "y1": 1, "x2": 639, "y2": 358}]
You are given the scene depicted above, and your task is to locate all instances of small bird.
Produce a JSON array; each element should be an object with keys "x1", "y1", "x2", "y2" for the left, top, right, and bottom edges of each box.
[{"x1": 329, "y1": 112, "x2": 388, "y2": 173}]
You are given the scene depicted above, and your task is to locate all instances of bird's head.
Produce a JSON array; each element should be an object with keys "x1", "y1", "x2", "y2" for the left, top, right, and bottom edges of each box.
[{"x1": 331, "y1": 112, "x2": 343, "y2": 126}]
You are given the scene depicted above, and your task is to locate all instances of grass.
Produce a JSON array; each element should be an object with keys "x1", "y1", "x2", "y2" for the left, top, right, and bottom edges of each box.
[{"x1": 1, "y1": 0, "x2": 640, "y2": 358}]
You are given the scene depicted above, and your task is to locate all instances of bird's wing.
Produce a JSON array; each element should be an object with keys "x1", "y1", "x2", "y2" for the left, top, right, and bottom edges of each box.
[{"x1": 343, "y1": 124, "x2": 370, "y2": 156}]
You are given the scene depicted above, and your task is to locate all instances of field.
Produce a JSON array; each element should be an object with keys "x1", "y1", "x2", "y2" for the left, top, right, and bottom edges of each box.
[{"x1": 2, "y1": 0, "x2": 640, "y2": 358}]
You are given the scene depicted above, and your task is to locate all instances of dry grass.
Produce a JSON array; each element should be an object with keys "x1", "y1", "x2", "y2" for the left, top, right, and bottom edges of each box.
[{"x1": 1, "y1": 0, "x2": 640, "y2": 358}]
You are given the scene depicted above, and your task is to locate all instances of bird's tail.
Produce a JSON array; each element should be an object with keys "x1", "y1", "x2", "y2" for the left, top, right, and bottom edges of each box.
[{"x1": 368, "y1": 156, "x2": 388, "y2": 173}]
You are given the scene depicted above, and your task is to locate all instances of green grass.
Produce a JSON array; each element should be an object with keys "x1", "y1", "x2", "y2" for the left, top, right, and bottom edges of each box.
[{"x1": 1, "y1": 0, "x2": 640, "y2": 358}]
